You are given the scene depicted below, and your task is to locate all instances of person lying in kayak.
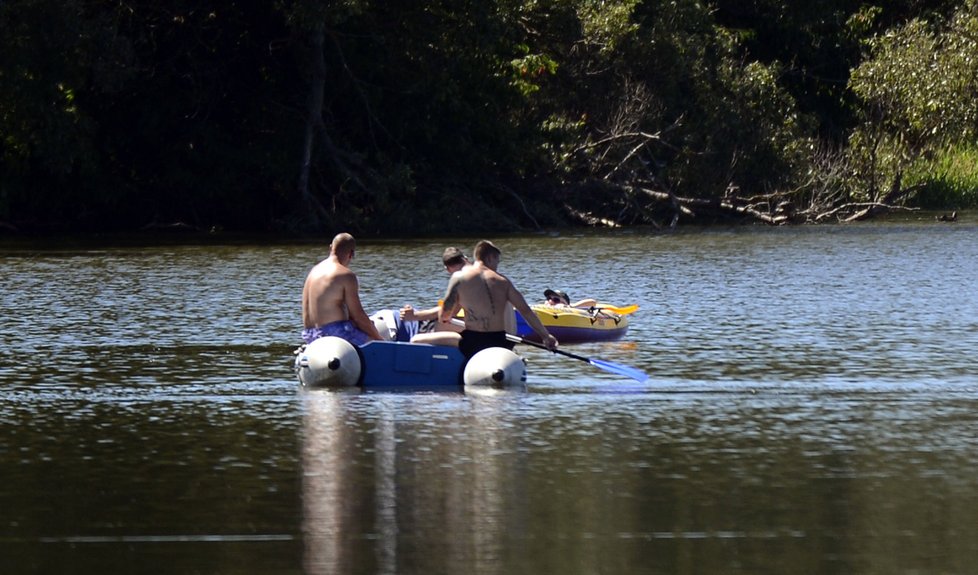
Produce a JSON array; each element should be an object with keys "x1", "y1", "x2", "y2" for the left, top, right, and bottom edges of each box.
[
  {"x1": 301, "y1": 232, "x2": 383, "y2": 346},
  {"x1": 543, "y1": 289, "x2": 597, "y2": 309},
  {"x1": 439, "y1": 240, "x2": 557, "y2": 359}
]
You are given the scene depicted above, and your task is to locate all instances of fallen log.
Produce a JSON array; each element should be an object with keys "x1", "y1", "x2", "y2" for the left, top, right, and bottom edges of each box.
[{"x1": 632, "y1": 185, "x2": 794, "y2": 225}]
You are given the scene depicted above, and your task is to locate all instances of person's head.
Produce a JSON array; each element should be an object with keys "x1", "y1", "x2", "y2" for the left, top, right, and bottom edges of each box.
[
  {"x1": 473, "y1": 240, "x2": 501, "y2": 268},
  {"x1": 442, "y1": 247, "x2": 468, "y2": 273},
  {"x1": 330, "y1": 233, "x2": 356, "y2": 263},
  {"x1": 544, "y1": 289, "x2": 570, "y2": 306}
]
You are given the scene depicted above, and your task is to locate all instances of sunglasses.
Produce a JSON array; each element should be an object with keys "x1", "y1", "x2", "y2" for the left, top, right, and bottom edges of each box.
[{"x1": 548, "y1": 296, "x2": 563, "y2": 303}]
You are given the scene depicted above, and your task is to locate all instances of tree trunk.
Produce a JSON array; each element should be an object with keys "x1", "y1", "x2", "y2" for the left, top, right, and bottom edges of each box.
[{"x1": 297, "y1": 22, "x2": 328, "y2": 225}]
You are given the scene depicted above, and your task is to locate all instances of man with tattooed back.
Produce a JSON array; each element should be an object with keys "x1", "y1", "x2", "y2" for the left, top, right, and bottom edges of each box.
[{"x1": 438, "y1": 240, "x2": 558, "y2": 359}]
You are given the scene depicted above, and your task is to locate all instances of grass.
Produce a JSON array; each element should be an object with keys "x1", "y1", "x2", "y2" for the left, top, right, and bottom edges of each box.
[{"x1": 906, "y1": 145, "x2": 978, "y2": 209}]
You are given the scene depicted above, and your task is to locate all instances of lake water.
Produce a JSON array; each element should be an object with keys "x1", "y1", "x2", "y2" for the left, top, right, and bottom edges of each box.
[{"x1": 2, "y1": 218, "x2": 978, "y2": 574}]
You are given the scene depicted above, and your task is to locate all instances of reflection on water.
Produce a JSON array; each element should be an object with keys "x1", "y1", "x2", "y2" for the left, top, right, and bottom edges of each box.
[
  {"x1": 301, "y1": 384, "x2": 978, "y2": 574},
  {"x1": 302, "y1": 390, "x2": 522, "y2": 574},
  {"x1": 3, "y1": 221, "x2": 978, "y2": 573}
]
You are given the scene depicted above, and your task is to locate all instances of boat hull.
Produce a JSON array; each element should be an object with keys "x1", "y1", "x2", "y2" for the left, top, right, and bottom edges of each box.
[
  {"x1": 359, "y1": 340, "x2": 465, "y2": 389},
  {"x1": 515, "y1": 305, "x2": 629, "y2": 343},
  {"x1": 296, "y1": 339, "x2": 525, "y2": 390}
]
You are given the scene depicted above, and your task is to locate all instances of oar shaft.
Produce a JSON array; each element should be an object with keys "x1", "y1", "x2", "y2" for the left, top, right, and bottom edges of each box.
[
  {"x1": 450, "y1": 318, "x2": 648, "y2": 381},
  {"x1": 506, "y1": 333, "x2": 591, "y2": 362}
]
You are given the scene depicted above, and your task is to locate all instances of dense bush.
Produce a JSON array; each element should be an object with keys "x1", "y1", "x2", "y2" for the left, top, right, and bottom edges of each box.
[
  {"x1": 907, "y1": 146, "x2": 978, "y2": 208},
  {"x1": 847, "y1": 0, "x2": 978, "y2": 204},
  {"x1": 0, "y1": 0, "x2": 975, "y2": 234}
]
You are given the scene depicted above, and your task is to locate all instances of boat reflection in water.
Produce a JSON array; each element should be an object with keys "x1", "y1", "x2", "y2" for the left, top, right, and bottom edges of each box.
[{"x1": 301, "y1": 387, "x2": 523, "y2": 574}]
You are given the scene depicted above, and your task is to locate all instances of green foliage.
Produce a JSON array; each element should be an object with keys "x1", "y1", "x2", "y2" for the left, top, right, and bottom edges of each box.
[
  {"x1": 0, "y1": 0, "x2": 297, "y2": 230},
  {"x1": 578, "y1": 0, "x2": 641, "y2": 52},
  {"x1": 852, "y1": 21, "x2": 972, "y2": 147},
  {"x1": 0, "y1": 0, "x2": 113, "y2": 221},
  {"x1": 508, "y1": 48, "x2": 559, "y2": 97},
  {"x1": 846, "y1": 0, "x2": 978, "y2": 200},
  {"x1": 527, "y1": 0, "x2": 811, "y2": 204},
  {"x1": 1, "y1": 0, "x2": 976, "y2": 233},
  {"x1": 906, "y1": 145, "x2": 978, "y2": 208}
]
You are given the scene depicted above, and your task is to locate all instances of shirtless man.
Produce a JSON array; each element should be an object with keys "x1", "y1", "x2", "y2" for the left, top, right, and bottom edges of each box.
[
  {"x1": 438, "y1": 240, "x2": 557, "y2": 359},
  {"x1": 301, "y1": 233, "x2": 383, "y2": 345}
]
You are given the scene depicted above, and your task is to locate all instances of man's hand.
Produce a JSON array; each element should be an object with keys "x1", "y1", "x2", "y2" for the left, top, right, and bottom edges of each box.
[
  {"x1": 399, "y1": 305, "x2": 416, "y2": 321},
  {"x1": 542, "y1": 334, "x2": 558, "y2": 352}
]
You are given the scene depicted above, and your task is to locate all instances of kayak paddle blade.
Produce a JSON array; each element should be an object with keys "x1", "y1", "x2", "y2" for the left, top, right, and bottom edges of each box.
[{"x1": 588, "y1": 358, "x2": 649, "y2": 382}]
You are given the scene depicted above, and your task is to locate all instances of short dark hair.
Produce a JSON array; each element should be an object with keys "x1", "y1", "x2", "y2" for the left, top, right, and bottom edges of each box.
[
  {"x1": 442, "y1": 246, "x2": 467, "y2": 267},
  {"x1": 473, "y1": 240, "x2": 501, "y2": 262}
]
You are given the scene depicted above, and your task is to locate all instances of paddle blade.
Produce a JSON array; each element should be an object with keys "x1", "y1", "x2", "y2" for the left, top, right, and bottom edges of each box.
[
  {"x1": 587, "y1": 358, "x2": 649, "y2": 382},
  {"x1": 597, "y1": 304, "x2": 639, "y2": 315}
]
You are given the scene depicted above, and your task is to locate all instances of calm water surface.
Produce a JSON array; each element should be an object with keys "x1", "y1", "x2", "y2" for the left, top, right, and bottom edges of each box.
[{"x1": 2, "y1": 219, "x2": 978, "y2": 574}]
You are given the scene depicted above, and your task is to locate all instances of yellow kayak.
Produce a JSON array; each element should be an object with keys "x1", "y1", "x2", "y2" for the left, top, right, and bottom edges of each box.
[{"x1": 515, "y1": 304, "x2": 632, "y2": 343}]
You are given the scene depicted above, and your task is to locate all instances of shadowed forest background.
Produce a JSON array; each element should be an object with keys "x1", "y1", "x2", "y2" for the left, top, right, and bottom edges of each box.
[{"x1": 2, "y1": 0, "x2": 977, "y2": 235}]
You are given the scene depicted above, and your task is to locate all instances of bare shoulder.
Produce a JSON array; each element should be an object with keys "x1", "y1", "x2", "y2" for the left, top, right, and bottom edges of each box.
[
  {"x1": 336, "y1": 266, "x2": 358, "y2": 288},
  {"x1": 311, "y1": 258, "x2": 340, "y2": 276},
  {"x1": 445, "y1": 270, "x2": 462, "y2": 287},
  {"x1": 493, "y1": 269, "x2": 513, "y2": 283},
  {"x1": 490, "y1": 270, "x2": 514, "y2": 289},
  {"x1": 457, "y1": 265, "x2": 479, "y2": 280},
  {"x1": 323, "y1": 260, "x2": 354, "y2": 278}
]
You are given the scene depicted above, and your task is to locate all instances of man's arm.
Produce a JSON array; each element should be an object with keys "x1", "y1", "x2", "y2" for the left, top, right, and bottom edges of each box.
[
  {"x1": 438, "y1": 275, "x2": 462, "y2": 324},
  {"x1": 345, "y1": 274, "x2": 383, "y2": 340},
  {"x1": 504, "y1": 303, "x2": 516, "y2": 335},
  {"x1": 301, "y1": 274, "x2": 311, "y2": 327},
  {"x1": 507, "y1": 283, "x2": 558, "y2": 350},
  {"x1": 400, "y1": 305, "x2": 439, "y2": 322}
]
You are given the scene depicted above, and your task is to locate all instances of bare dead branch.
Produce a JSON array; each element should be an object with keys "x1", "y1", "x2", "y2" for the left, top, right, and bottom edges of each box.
[
  {"x1": 505, "y1": 187, "x2": 542, "y2": 230},
  {"x1": 563, "y1": 205, "x2": 622, "y2": 227}
]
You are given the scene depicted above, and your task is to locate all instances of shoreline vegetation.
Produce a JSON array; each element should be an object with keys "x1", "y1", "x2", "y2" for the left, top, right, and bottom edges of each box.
[
  {"x1": 2, "y1": 2, "x2": 977, "y2": 237},
  {"x1": 0, "y1": 211, "x2": 966, "y2": 248}
]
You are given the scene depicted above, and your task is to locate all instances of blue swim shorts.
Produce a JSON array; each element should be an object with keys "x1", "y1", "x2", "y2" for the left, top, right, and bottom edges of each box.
[{"x1": 302, "y1": 320, "x2": 373, "y2": 346}]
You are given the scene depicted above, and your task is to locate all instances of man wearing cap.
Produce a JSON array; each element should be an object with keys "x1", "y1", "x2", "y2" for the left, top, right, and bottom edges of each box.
[
  {"x1": 439, "y1": 240, "x2": 558, "y2": 359},
  {"x1": 544, "y1": 289, "x2": 571, "y2": 306}
]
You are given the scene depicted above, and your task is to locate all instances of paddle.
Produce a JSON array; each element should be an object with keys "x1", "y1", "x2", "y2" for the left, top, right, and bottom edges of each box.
[
  {"x1": 450, "y1": 299, "x2": 639, "y2": 316},
  {"x1": 591, "y1": 304, "x2": 639, "y2": 315},
  {"x1": 450, "y1": 318, "x2": 649, "y2": 382}
]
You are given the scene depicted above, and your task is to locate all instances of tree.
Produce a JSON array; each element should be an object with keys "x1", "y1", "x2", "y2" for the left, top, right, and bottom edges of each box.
[
  {"x1": 505, "y1": 0, "x2": 812, "y2": 226},
  {"x1": 847, "y1": 1, "x2": 978, "y2": 206},
  {"x1": 0, "y1": 0, "x2": 125, "y2": 226}
]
